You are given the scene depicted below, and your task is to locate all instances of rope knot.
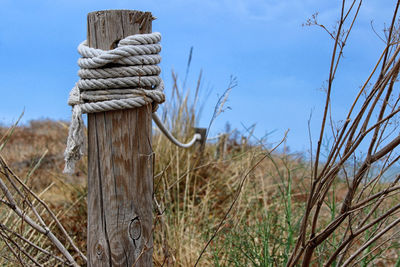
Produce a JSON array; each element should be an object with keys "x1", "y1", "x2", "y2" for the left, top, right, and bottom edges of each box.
[{"x1": 64, "y1": 32, "x2": 165, "y2": 174}]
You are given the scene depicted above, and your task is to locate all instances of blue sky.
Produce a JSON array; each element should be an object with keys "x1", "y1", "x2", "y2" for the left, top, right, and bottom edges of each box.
[{"x1": 0, "y1": 0, "x2": 394, "y2": 153}]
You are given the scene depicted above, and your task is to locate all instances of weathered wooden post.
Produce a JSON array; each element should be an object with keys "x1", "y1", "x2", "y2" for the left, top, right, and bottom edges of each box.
[{"x1": 86, "y1": 10, "x2": 154, "y2": 266}]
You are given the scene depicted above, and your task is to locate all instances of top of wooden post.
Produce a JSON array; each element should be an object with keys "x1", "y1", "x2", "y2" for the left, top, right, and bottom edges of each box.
[{"x1": 87, "y1": 10, "x2": 154, "y2": 50}]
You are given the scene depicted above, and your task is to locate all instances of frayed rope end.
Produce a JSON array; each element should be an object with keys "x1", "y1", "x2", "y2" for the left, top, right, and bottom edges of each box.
[{"x1": 64, "y1": 105, "x2": 85, "y2": 174}]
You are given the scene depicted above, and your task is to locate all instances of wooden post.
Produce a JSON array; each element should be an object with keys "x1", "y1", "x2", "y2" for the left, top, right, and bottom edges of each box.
[{"x1": 86, "y1": 10, "x2": 154, "y2": 266}]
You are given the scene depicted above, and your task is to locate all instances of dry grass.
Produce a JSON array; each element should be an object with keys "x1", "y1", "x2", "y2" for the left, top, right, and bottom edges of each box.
[{"x1": 0, "y1": 116, "x2": 307, "y2": 266}]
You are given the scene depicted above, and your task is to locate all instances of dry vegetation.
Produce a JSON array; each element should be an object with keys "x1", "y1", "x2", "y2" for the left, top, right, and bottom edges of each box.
[
  {"x1": 0, "y1": 99, "x2": 313, "y2": 266},
  {"x1": 1, "y1": 0, "x2": 400, "y2": 266}
]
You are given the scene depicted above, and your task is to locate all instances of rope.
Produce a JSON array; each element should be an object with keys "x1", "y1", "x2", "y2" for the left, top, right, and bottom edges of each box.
[
  {"x1": 152, "y1": 113, "x2": 202, "y2": 148},
  {"x1": 64, "y1": 32, "x2": 203, "y2": 174},
  {"x1": 64, "y1": 32, "x2": 165, "y2": 174}
]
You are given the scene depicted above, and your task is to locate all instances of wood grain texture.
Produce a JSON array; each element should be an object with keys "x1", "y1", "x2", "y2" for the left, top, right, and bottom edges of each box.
[{"x1": 86, "y1": 10, "x2": 154, "y2": 267}]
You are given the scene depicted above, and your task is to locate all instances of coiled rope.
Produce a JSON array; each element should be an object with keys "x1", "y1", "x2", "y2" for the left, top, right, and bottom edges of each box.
[{"x1": 64, "y1": 32, "x2": 201, "y2": 174}]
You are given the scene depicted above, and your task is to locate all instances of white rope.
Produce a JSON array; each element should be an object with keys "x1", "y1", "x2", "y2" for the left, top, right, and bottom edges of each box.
[
  {"x1": 64, "y1": 32, "x2": 165, "y2": 174},
  {"x1": 152, "y1": 113, "x2": 202, "y2": 148},
  {"x1": 64, "y1": 32, "x2": 203, "y2": 174}
]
